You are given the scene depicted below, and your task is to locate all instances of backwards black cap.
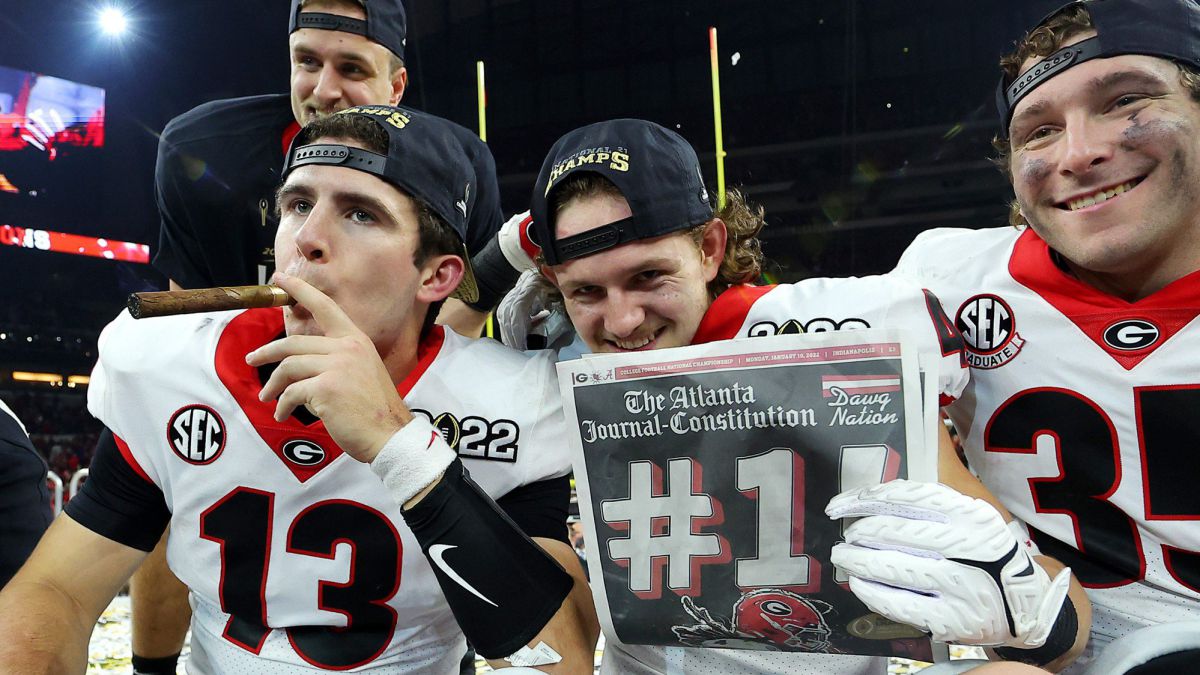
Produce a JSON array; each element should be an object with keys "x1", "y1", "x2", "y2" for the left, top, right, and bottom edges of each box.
[
  {"x1": 997, "y1": 0, "x2": 1200, "y2": 137},
  {"x1": 530, "y1": 119, "x2": 714, "y2": 266},
  {"x1": 289, "y1": 0, "x2": 407, "y2": 62},
  {"x1": 282, "y1": 105, "x2": 479, "y2": 303}
]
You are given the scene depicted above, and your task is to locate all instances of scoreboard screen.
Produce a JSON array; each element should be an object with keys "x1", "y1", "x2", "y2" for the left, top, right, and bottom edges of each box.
[{"x1": 0, "y1": 65, "x2": 105, "y2": 158}]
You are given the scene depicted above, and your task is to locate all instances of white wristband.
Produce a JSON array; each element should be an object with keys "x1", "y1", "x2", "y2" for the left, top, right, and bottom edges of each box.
[{"x1": 369, "y1": 417, "x2": 458, "y2": 506}]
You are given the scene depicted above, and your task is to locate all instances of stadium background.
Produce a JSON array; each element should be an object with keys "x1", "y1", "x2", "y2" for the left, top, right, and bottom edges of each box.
[{"x1": 1, "y1": 0, "x2": 1056, "y2": 670}]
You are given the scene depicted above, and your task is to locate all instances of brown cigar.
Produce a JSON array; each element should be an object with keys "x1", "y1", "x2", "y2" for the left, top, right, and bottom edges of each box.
[{"x1": 127, "y1": 285, "x2": 293, "y2": 319}]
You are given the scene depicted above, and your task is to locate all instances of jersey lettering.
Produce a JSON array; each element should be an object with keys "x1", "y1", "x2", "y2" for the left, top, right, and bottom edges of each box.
[
  {"x1": 985, "y1": 386, "x2": 1200, "y2": 591},
  {"x1": 200, "y1": 488, "x2": 403, "y2": 668}
]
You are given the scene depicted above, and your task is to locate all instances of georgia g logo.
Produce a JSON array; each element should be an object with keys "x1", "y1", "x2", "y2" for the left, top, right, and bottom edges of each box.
[
  {"x1": 167, "y1": 404, "x2": 226, "y2": 464},
  {"x1": 281, "y1": 439, "x2": 326, "y2": 466},
  {"x1": 1102, "y1": 319, "x2": 1160, "y2": 351}
]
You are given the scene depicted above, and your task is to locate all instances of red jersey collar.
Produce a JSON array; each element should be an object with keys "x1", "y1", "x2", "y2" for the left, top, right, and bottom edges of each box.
[
  {"x1": 691, "y1": 284, "x2": 776, "y2": 344},
  {"x1": 214, "y1": 308, "x2": 445, "y2": 481},
  {"x1": 1009, "y1": 228, "x2": 1200, "y2": 369}
]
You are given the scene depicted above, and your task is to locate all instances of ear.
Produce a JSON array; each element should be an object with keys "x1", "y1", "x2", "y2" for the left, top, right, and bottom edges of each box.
[
  {"x1": 539, "y1": 263, "x2": 559, "y2": 288},
  {"x1": 699, "y1": 218, "x2": 728, "y2": 283},
  {"x1": 415, "y1": 254, "x2": 465, "y2": 304},
  {"x1": 389, "y1": 66, "x2": 409, "y2": 105}
]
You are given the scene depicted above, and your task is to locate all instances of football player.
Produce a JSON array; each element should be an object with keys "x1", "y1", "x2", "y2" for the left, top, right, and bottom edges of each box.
[
  {"x1": 0, "y1": 105, "x2": 597, "y2": 673},
  {"x1": 503, "y1": 118, "x2": 1089, "y2": 673},
  {"x1": 141, "y1": 2, "x2": 503, "y2": 669},
  {"x1": 889, "y1": 0, "x2": 1200, "y2": 669}
]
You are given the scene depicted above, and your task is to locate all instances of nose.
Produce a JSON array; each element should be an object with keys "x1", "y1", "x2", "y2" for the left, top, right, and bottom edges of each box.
[
  {"x1": 311, "y1": 65, "x2": 343, "y2": 107},
  {"x1": 1057, "y1": 116, "x2": 1112, "y2": 176},
  {"x1": 603, "y1": 292, "x2": 646, "y2": 339},
  {"x1": 293, "y1": 207, "x2": 332, "y2": 263}
]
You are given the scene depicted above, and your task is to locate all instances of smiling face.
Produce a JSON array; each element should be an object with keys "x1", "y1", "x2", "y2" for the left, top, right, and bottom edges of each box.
[
  {"x1": 273, "y1": 140, "x2": 435, "y2": 360},
  {"x1": 546, "y1": 192, "x2": 724, "y2": 354},
  {"x1": 1007, "y1": 32, "x2": 1200, "y2": 298},
  {"x1": 288, "y1": 1, "x2": 407, "y2": 125}
]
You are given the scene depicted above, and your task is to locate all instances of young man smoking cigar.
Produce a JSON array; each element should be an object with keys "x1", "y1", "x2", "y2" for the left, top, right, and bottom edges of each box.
[{"x1": 0, "y1": 105, "x2": 598, "y2": 674}]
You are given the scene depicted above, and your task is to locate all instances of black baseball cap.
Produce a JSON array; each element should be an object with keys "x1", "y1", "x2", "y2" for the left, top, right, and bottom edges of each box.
[
  {"x1": 289, "y1": 0, "x2": 407, "y2": 62},
  {"x1": 530, "y1": 119, "x2": 714, "y2": 266},
  {"x1": 282, "y1": 105, "x2": 479, "y2": 303},
  {"x1": 997, "y1": 0, "x2": 1200, "y2": 137}
]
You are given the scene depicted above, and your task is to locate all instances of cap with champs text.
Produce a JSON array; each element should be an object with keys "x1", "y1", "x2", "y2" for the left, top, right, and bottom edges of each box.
[
  {"x1": 997, "y1": 0, "x2": 1200, "y2": 137},
  {"x1": 289, "y1": 0, "x2": 407, "y2": 62},
  {"x1": 282, "y1": 105, "x2": 479, "y2": 303},
  {"x1": 529, "y1": 119, "x2": 714, "y2": 266}
]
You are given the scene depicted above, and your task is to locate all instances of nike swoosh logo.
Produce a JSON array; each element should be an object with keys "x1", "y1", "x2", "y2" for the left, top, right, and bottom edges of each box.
[
  {"x1": 1014, "y1": 558, "x2": 1036, "y2": 577},
  {"x1": 429, "y1": 544, "x2": 498, "y2": 607}
]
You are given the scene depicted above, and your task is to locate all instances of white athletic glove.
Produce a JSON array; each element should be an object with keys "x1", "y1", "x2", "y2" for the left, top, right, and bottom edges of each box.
[
  {"x1": 825, "y1": 480, "x2": 1072, "y2": 649},
  {"x1": 497, "y1": 269, "x2": 573, "y2": 351},
  {"x1": 497, "y1": 210, "x2": 539, "y2": 272}
]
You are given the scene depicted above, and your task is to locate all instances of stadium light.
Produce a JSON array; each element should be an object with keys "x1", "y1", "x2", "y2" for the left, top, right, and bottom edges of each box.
[{"x1": 98, "y1": 6, "x2": 129, "y2": 37}]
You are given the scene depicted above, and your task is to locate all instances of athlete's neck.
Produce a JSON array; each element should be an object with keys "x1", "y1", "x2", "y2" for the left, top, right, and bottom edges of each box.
[
  {"x1": 1063, "y1": 252, "x2": 1200, "y2": 302},
  {"x1": 377, "y1": 321, "x2": 425, "y2": 385}
]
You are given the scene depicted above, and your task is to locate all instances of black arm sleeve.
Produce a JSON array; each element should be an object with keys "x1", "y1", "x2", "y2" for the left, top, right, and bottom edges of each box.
[
  {"x1": 65, "y1": 428, "x2": 170, "y2": 552},
  {"x1": 403, "y1": 460, "x2": 573, "y2": 658},
  {"x1": 467, "y1": 235, "x2": 524, "y2": 312},
  {"x1": 495, "y1": 474, "x2": 571, "y2": 544}
]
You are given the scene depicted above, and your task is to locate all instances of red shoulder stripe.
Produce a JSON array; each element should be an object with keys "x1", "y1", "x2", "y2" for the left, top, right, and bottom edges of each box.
[{"x1": 113, "y1": 433, "x2": 154, "y2": 484}]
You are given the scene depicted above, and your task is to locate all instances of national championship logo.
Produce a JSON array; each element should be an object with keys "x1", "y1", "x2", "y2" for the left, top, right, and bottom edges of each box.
[
  {"x1": 748, "y1": 317, "x2": 869, "y2": 338},
  {"x1": 167, "y1": 404, "x2": 226, "y2": 464},
  {"x1": 411, "y1": 408, "x2": 521, "y2": 462},
  {"x1": 955, "y1": 294, "x2": 1024, "y2": 369}
]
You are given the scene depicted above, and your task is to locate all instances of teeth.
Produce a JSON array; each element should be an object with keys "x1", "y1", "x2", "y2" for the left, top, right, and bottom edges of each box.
[
  {"x1": 1067, "y1": 180, "x2": 1137, "y2": 211},
  {"x1": 615, "y1": 335, "x2": 654, "y2": 350}
]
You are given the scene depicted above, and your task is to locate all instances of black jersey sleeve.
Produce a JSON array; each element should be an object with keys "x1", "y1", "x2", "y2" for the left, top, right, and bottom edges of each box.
[
  {"x1": 152, "y1": 119, "x2": 210, "y2": 289},
  {"x1": 494, "y1": 474, "x2": 571, "y2": 544},
  {"x1": 65, "y1": 428, "x2": 170, "y2": 552}
]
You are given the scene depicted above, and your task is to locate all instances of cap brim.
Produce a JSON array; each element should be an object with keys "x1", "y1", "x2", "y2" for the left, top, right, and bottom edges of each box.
[{"x1": 449, "y1": 240, "x2": 480, "y2": 304}]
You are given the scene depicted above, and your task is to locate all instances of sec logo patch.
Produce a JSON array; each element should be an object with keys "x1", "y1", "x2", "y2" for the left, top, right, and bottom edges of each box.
[
  {"x1": 167, "y1": 405, "x2": 226, "y2": 464},
  {"x1": 955, "y1": 294, "x2": 1025, "y2": 369}
]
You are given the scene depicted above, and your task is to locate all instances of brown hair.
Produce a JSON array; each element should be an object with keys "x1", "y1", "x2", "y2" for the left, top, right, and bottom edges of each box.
[
  {"x1": 546, "y1": 173, "x2": 766, "y2": 298},
  {"x1": 286, "y1": 113, "x2": 461, "y2": 333},
  {"x1": 995, "y1": 3, "x2": 1200, "y2": 226}
]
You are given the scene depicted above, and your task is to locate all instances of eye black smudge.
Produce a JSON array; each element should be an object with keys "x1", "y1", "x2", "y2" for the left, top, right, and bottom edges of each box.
[
  {"x1": 1120, "y1": 117, "x2": 1184, "y2": 152},
  {"x1": 1019, "y1": 157, "x2": 1051, "y2": 183}
]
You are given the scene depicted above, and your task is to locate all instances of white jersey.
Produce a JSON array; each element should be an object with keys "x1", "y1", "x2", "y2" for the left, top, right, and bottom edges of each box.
[
  {"x1": 599, "y1": 278, "x2": 970, "y2": 675},
  {"x1": 895, "y1": 226, "x2": 1200, "y2": 660},
  {"x1": 86, "y1": 308, "x2": 570, "y2": 674}
]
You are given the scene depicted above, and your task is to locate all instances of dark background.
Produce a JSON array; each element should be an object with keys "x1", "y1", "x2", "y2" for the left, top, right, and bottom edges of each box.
[{"x1": 0, "y1": 0, "x2": 1062, "y2": 377}]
